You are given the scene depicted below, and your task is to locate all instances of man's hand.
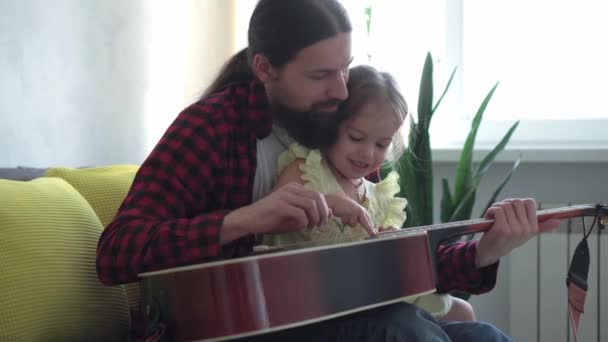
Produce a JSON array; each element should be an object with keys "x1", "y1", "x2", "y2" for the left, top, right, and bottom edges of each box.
[
  {"x1": 221, "y1": 183, "x2": 332, "y2": 244},
  {"x1": 476, "y1": 198, "x2": 561, "y2": 268}
]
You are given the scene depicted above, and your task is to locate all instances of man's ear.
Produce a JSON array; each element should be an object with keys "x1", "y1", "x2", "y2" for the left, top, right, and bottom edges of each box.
[{"x1": 252, "y1": 54, "x2": 279, "y2": 82}]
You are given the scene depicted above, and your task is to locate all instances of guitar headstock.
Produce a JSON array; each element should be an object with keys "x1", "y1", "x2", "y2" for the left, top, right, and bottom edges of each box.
[
  {"x1": 598, "y1": 203, "x2": 608, "y2": 230},
  {"x1": 537, "y1": 204, "x2": 607, "y2": 231}
]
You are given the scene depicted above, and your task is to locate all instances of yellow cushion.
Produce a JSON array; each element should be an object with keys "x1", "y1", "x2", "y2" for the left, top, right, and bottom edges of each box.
[
  {"x1": 45, "y1": 165, "x2": 139, "y2": 228},
  {"x1": 0, "y1": 178, "x2": 130, "y2": 341},
  {"x1": 44, "y1": 165, "x2": 141, "y2": 312}
]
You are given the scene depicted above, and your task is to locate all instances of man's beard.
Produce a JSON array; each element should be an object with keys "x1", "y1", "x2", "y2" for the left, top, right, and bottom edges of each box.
[{"x1": 273, "y1": 100, "x2": 346, "y2": 150}]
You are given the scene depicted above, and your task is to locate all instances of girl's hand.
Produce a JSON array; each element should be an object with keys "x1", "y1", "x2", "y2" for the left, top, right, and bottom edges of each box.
[
  {"x1": 325, "y1": 193, "x2": 377, "y2": 236},
  {"x1": 476, "y1": 198, "x2": 560, "y2": 268}
]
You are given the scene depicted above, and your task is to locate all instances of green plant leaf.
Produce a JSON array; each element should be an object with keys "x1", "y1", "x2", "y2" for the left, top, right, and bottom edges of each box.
[
  {"x1": 389, "y1": 52, "x2": 521, "y2": 231},
  {"x1": 364, "y1": 5, "x2": 372, "y2": 35},
  {"x1": 418, "y1": 52, "x2": 434, "y2": 131},
  {"x1": 440, "y1": 178, "x2": 453, "y2": 222},
  {"x1": 449, "y1": 187, "x2": 477, "y2": 222},
  {"x1": 379, "y1": 160, "x2": 393, "y2": 179},
  {"x1": 452, "y1": 82, "x2": 499, "y2": 205},
  {"x1": 395, "y1": 150, "x2": 421, "y2": 227},
  {"x1": 397, "y1": 139, "x2": 434, "y2": 227},
  {"x1": 394, "y1": 149, "x2": 416, "y2": 227},
  {"x1": 480, "y1": 157, "x2": 522, "y2": 217},
  {"x1": 475, "y1": 121, "x2": 520, "y2": 179},
  {"x1": 396, "y1": 53, "x2": 437, "y2": 228},
  {"x1": 432, "y1": 67, "x2": 457, "y2": 115}
]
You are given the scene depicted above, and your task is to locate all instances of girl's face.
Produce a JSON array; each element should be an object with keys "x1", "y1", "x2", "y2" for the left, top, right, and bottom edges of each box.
[{"x1": 325, "y1": 100, "x2": 401, "y2": 180}]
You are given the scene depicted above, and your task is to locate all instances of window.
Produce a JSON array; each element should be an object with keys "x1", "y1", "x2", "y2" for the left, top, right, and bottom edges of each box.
[
  {"x1": 235, "y1": 1, "x2": 608, "y2": 158},
  {"x1": 341, "y1": 0, "x2": 608, "y2": 156}
]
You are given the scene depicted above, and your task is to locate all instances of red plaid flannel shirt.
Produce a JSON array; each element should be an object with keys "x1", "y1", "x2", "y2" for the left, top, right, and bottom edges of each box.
[{"x1": 97, "y1": 79, "x2": 498, "y2": 292}]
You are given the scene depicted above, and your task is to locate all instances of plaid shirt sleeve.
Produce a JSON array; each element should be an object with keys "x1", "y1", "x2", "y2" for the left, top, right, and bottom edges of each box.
[
  {"x1": 96, "y1": 99, "x2": 256, "y2": 286},
  {"x1": 435, "y1": 240, "x2": 499, "y2": 294}
]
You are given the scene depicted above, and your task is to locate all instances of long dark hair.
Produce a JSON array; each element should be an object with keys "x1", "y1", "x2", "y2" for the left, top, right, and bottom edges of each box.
[{"x1": 203, "y1": 0, "x2": 351, "y2": 96}]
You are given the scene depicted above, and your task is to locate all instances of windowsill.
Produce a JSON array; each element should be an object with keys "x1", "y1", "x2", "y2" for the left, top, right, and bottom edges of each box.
[
  {"x1": 432, "y1": 146, "x2": 608, "y2": 163},
  {"x1": 428, "y1": 119, "x2": 608, "y2": 163}
]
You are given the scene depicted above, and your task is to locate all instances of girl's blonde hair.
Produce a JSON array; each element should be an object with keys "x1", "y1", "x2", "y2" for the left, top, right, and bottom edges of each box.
[{"x1": 339, "y1": 65, "x2": 409, "y2": 161}]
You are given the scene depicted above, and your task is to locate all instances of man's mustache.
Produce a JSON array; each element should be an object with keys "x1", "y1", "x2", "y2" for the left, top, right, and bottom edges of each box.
[
  {"x1": 273, "y1": 100, "x2": 345, "y2": 150},
  {"x1": 312, "y1": 99, "x2": 342, "y2": 111}
]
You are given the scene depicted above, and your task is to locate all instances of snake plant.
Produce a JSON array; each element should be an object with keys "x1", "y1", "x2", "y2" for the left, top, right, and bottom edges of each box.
[{"x1": 385, "y1": 52, "x2": 520, "y2": 228}]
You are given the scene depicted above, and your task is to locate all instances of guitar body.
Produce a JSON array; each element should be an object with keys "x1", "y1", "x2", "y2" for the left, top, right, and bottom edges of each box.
[
  {"x1": 139, "y1": 204, "x2": 606, "y2": 341},
  {"x1": 140, "y1": 231, "x2": 436, "y2": 341}
]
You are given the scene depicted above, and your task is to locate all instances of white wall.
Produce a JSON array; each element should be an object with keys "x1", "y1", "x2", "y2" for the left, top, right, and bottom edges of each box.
[
  {"x1": 0, "y1": 0, "x2": 235, "y2": 167},
  {"x1": 144, "y1": 0, "x2": 237, "y2": 154}
]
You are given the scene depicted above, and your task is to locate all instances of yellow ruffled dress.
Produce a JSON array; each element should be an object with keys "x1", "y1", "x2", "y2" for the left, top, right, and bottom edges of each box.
[{"x1": 263, "y1": 143, "x2": 452, "y2": 317}]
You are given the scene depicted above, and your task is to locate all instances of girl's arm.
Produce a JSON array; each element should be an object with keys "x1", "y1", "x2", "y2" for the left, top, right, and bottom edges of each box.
[{"x1": 274, "y1": 159, "x2": 307, "y2": 188}]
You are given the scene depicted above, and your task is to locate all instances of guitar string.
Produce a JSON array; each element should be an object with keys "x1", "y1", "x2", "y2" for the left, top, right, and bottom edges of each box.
[{"x1": 257, "y1": 205, "x2": 604, "y2": 252}]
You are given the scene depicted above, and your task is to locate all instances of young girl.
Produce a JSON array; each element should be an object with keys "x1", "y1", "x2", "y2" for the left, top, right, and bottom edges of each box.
[{"x1": 263, "y1": 65, "x2": 475, "y2": 321}]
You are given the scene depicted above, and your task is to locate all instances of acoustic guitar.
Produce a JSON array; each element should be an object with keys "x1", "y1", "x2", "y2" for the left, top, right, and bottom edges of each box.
[{"x1": 139, "y1": 204, "x2": 607, "y2": 341}]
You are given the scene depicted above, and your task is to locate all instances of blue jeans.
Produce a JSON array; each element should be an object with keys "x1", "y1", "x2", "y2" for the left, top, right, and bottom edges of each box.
[{"x1": 238, "y1": 302, "x2": 511, "y2": 342}]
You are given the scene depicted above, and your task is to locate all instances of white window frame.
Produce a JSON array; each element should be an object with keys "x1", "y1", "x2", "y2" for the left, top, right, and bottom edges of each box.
[{"x1": 436, "y1": 0, "x2": 607, "y2": 162}]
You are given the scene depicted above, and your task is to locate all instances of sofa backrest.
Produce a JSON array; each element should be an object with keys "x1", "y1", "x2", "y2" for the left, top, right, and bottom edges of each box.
[{"x1": 0, "y1": 167, "x2": 48, "y2": 181}]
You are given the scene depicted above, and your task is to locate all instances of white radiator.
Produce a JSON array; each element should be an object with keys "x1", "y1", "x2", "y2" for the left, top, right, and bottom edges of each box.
[{"x1": 509, "y1": 203, "x2": 607, "y2": 341}]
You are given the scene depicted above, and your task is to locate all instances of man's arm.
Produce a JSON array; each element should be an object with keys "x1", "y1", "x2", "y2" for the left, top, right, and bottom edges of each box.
[
  {"x1": 435, "y1": 240, "x2": 499, "y2": 294},
  {"x1": 96, "y1": 104, "x2": 254, "y2": 286}
]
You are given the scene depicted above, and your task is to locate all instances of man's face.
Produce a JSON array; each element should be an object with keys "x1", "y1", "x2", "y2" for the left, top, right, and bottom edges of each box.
[
  {"x1": 268, "y1": 32, "x2": 352, "y2": 113},
  {"x1": 263, "y1": 32, "x2": 353, "y2": 146}
]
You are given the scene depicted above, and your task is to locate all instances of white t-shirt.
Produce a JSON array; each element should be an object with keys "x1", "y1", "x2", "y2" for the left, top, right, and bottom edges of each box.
[{"x1": 252, "y1": 125, "x2": 294, "y2": 202}]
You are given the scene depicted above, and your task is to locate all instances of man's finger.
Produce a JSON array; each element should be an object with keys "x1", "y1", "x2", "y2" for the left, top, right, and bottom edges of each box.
[
  {"x1": 281, "y1": 205, "x2": 309, "y2": 231},
  {"x1": 524, "y1": 198, "x2": 537, "y2": 225},
  {"x1": 538, "y1": 218, "x2": 561, "y2": 233},
  {"x1": 283, "y1": 192, "x2": 320, "y2": 228},
  {"x1": 501, "y1": 202, "x2": 517, "y2": 229},
  {"x1": 289, "y1": 186, "x2": 328, "y2": 227}
]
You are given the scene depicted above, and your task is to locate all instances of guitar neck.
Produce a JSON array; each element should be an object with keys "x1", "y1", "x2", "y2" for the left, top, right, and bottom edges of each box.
[
  {"x1": 373, "y1": 203, "x2": 606, "y2": 286},
  {"x1": 377, "y1": 203, "x2": 607, "y2": 247}
]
